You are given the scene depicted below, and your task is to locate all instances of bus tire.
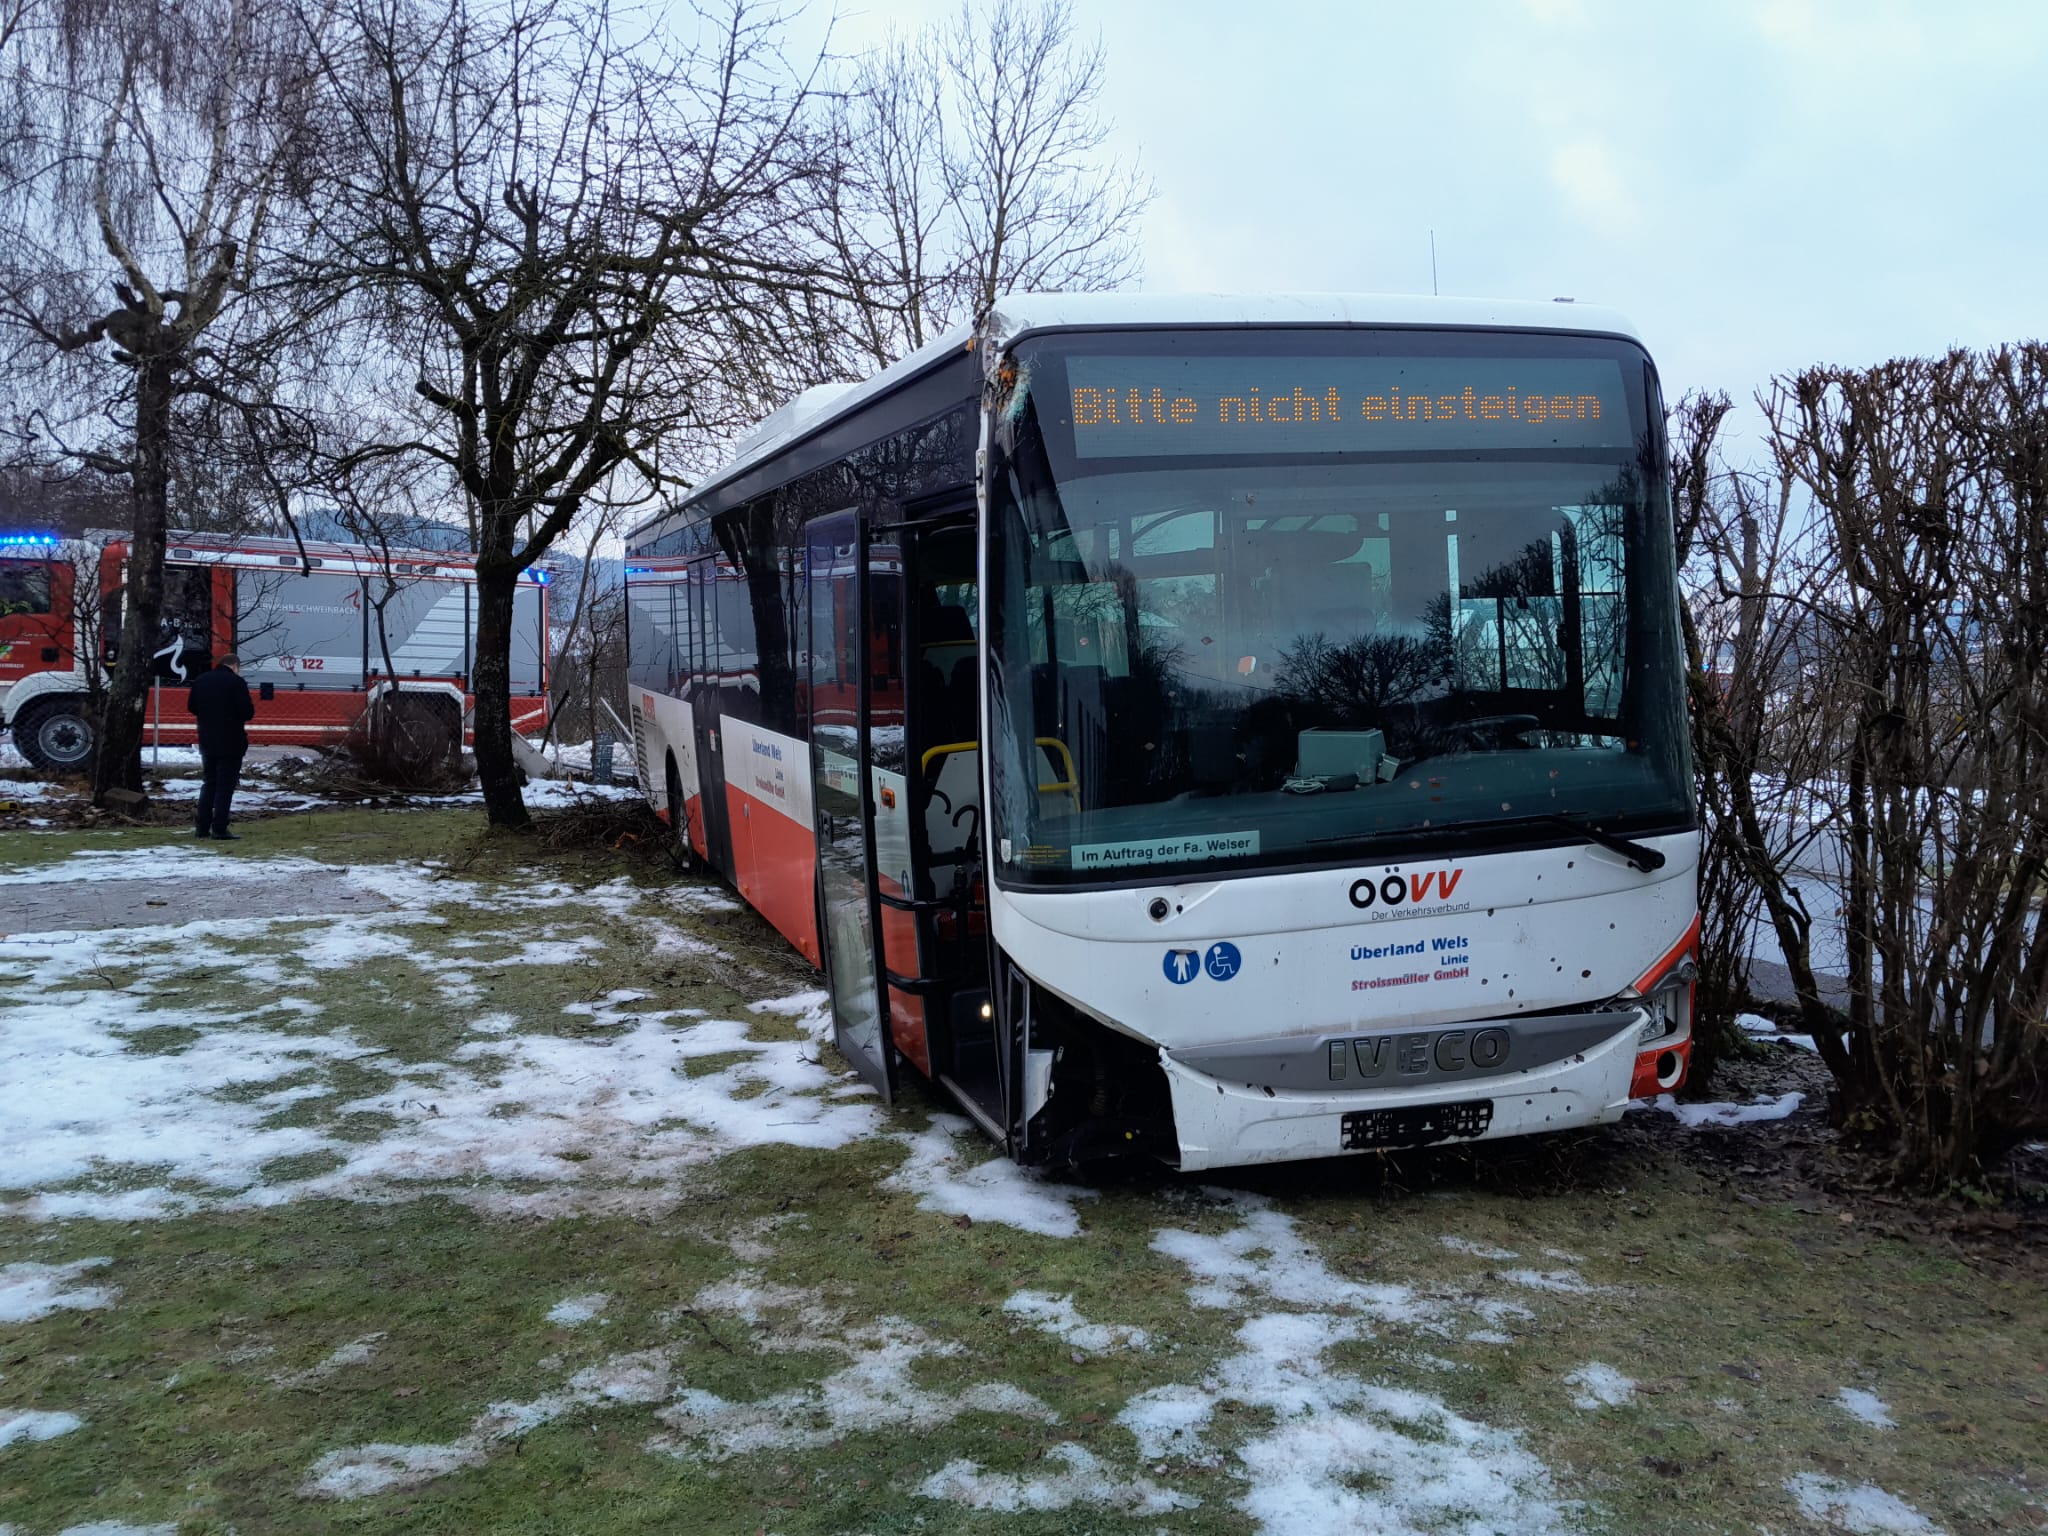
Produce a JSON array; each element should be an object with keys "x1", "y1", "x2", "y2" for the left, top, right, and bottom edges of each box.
[
  {"x1": 665, "y1": 757, "x2": 699, "y2": 872},
  {"x1": 13, "y1": 696, "x2": 96, "y2": 774}
]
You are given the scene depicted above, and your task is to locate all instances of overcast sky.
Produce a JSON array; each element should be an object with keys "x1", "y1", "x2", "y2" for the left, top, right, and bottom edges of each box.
[{"x1": 825, "y1": 0, "x2": 2045, "y2": 462}]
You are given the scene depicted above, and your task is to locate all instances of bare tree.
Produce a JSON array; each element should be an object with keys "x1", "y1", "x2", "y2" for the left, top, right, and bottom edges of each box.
[
  {"x1": 0, "y1": 0, "x2": 323, "y2": 800},
  {"x1": 296, "y1": 0, "x2": 852, "y2": 828},
  {"x1": 825, "y1": 0, "x2": 1152, "y2": 370}
]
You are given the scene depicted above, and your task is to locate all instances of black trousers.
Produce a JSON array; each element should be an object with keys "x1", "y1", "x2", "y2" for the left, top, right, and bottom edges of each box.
[{"x1": 196, "y1": 747, "x2": 244, "y2": 836}]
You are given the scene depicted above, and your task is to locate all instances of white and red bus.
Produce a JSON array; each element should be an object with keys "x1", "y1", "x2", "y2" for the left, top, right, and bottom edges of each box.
[
  {"x1": 1, "y1": 529, "x2": 551, "y2": 771},
  {"x1": 625, "y1": 294, "x2": 1699, "y2": 1172}
]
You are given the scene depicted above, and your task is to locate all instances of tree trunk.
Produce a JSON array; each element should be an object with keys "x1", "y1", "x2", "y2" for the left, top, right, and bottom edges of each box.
[
  {"x1": 471, "y1": 556, "x2": 529, "y2": 829},
  {"x1": 92, "y1": 354, "x2": 174, "y2": 805}
]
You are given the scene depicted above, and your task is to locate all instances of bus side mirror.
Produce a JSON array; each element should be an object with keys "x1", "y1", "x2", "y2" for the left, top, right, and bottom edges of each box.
[{"x1": 259, "y1": 681, "x2": 275, "y2": 701}]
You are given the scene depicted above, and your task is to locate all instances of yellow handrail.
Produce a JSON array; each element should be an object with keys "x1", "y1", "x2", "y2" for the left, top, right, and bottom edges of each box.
[{"x1": 918, "y1": 737, "x2": 1080, "y2": 807}]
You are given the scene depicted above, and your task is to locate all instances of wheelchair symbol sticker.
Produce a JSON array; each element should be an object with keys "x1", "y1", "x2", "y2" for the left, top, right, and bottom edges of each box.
[
  {"x1": 1205, "y1": 942, "x2": 1242, "y2": 981},
  {"x1": 1163, "y1": 949, "x2": 1200, "y2": 985}
]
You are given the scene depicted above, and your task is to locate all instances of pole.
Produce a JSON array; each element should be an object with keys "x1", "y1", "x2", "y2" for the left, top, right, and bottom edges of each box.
[
  {"x1": 151, "y1": 682, "x2": 159, "y2": 768},
  {"x1": 1430, "y1": 230, "x2": 1439, "y2": 296}
]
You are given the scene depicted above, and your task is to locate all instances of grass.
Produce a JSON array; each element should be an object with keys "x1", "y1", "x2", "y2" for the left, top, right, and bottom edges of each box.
[{"x1": 2, "y1": 808, "x2": 2044, "y2": 1535}]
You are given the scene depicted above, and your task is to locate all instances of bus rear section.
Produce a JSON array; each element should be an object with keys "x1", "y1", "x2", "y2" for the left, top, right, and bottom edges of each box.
[{"x1": 625, "y1": 296, "x2": 1699, "y2": 1174}]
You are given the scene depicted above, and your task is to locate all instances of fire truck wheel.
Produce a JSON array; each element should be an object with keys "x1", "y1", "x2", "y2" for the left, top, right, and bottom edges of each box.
[{"x1": 14, "y1": 697, "x2": 96, "y2": 773}]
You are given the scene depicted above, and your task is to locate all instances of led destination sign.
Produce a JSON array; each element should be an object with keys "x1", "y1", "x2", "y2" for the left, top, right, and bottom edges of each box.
[{"x1": 1064, "y1": 355, "x2": 1632, "y2": 457}]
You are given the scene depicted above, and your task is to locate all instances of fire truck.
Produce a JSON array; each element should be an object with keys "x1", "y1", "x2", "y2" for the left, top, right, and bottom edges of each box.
[{"x1": 0, "y1": 529, "x2": 551, "y2": 772}]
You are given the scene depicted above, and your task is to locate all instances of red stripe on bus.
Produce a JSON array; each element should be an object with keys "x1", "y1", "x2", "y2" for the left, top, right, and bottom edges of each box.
[{"x1": 725, "y1": 782, "x2": 820, "y2": 967}]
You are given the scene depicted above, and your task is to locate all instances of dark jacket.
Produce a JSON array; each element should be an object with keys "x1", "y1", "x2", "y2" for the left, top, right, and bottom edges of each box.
[{"x1": 187, "y1": 665, "x2": 256, "y2": 756}]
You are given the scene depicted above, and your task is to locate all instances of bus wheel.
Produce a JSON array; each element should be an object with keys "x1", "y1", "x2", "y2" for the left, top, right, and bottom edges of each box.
[
  {"x1": 14, "y1": 697, "x2": 95, "y2": 773},
  {"x1": 665, "y1": 759, "x2": 699, "y2": 872}
]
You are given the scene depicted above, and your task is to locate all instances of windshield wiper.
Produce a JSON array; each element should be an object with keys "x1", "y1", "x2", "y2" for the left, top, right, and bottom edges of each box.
[
  {"x1": 1311, "y1": 810, "x2": 1667, "y2": 871},
  {"x1": 1509, "y1": 812, "x2": 1667, "y2": 872}
]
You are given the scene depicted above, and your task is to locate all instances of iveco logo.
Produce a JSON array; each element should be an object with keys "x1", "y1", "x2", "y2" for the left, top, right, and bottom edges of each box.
[
  {"x1": 1349, "y1": 868, "x2": 1464, "y2": 909},
  {"x1": 1328, "y1": 1027, "x2": 1509, "y2": 1082}
]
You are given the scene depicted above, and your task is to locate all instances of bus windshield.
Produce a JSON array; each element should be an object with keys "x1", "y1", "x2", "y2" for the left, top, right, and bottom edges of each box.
[{"x1": 985, "y1": 329, "x2": 1693, "y2": 886}]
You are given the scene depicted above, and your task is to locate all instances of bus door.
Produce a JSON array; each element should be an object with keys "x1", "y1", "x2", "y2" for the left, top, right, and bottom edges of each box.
[
  {"x1": 687, "y1": 555, "x2": 734, "y2": 875},
  {"x1": 806, "y1": 510, "x2": 894, "y2": 1099},
  {"x1": 894, "y1": 516, "x2": 1003, "y2": 1136}
]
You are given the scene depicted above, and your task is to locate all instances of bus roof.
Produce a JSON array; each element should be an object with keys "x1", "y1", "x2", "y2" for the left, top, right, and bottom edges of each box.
[{"x1": 636, "y1": 291, "x2": 1643, "y2": 542}]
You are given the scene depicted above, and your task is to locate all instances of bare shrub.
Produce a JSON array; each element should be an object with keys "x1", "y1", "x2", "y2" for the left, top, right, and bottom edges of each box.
[
  {"x1": 1724, "y1": 346, "x2": 2048, "y2": 1185},
  {"x1": 342, "y1": 692, "x2": 463, "y2": 790}
]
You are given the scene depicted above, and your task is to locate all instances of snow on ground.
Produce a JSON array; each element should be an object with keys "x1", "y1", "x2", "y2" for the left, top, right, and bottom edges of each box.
[
  {"x1": 1002, "y1": 1290, "x2": 1151, "y2": 1353},
  {"x1": 0, "y1": 1409, "x2": 84, "y2": 1448},
  {"x1": 1497, "y1": 1268, "x2": 1603, "y2": 1296},
  {"x1": 1740, "y1": 1013, "x2": 1820, "y2": 1053},
  {"x1": 0, "y1": 1257, "x2": 118, "y2": 1322},
  {"x1": 0, "y1": 847, "x2": 878, "y2": 1221},
  {"x1": 273, "y1": 1334, "x2": 385, "y2": 1390},
  {"x1": 0, "y1": 1525, "x2": 181, "y2": 1536},
  {"x1": 1786, "y1": 1473, "x2": 1944, "y2": 1535},
  {"x1": 1837, "y1": 1387, "x2": 1897, "y2": 1429},
  {"x1": 1126, "y1": 1194, "x2": 1574, "y2": 1536},
  {"x1": 654, "y1": 1316, "x2": 1052, "y2": 1462},
  {"x1": 919, "y1": 1443, "x2": 1196, "y2": 1515},
  {"x1": 0, "y1": 844, "x2": 334, "y2": 886},
  {"x1": 1439, "y1": 1236, "x2": 1518, "y2": 1260},
  {"x1": 1564, "y1": 1363, "x2": 1635, "y2": 1409},
  {"x1": 546, "y1": 1293, "x2": 609, "y2": 1327},
  {"x1": 884, "y1": 1115, "x2": 1097, "y2": 1238},
  {"x1": 1645, "y1": 1091, "x2": 1806, "y2": 1129},
  {"x1": 304, "y1": 1347, "x2": 681, "y2": 1498}
]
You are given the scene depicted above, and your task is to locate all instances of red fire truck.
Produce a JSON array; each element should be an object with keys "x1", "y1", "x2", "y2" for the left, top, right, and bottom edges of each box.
[{"x1": 0, "y1": 529, "x2": 551, "y2": 771}]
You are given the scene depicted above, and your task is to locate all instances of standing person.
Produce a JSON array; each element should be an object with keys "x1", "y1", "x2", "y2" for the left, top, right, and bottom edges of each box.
[{"x1": 187, "y1": 654, "x2": 255, "y2": 840}]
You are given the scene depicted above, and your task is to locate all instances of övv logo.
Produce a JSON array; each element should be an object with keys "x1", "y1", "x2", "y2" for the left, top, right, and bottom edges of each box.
[{"x1": 1348, "y1": 867, "x2": 1468, "y2": 920}]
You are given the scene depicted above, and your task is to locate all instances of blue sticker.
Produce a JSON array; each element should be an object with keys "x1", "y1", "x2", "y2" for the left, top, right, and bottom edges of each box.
[
  {"x1": 1163, "y1": 949, "x2": 1200, "y2": 985},
  {"x1": 1205, "y1": 942, "x2": 1242, "y2": 981}
]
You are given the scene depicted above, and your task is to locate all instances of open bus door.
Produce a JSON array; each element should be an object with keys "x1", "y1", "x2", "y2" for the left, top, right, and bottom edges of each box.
[
  {"x1": 889, "y1": 514, "x2": 1005, "y2": 1143},
  {"x1": 805, "y1": 511, "x2": 895, "y2": 1100},
  {"x1": 687, "y1": 555, "x2": 734, "y2": 874}
]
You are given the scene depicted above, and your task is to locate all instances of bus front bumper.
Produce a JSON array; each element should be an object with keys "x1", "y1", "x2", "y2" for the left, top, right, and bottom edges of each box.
[{"x1": 1161, "y1": 1013, "x2": 1646, "y2": 1172}]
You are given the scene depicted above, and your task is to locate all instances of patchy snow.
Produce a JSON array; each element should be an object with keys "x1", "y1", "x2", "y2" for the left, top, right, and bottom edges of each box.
[
  {"x1": 1439, "y1": 1235, "x2": 1518, "y2": 1260},
  {"x1": 0, "y1": 847, "x2": 881, "y2": 1220},
  {"x1": 1786, "y1": 1473, "x2": 1944, "y2": 1535},
  {"x1": 547, "y1": 1293, "x2": 609, "y2": 1327},
  {"x1": 1126, "y1": 1198, "x2": 1572, "y2": 1535},
  {"x1": 0, "y1": 1409, "x2": 84, "y2": 1447},
  {"x1": 274, "y1": 1333, "x2": 385, "y2": 1389},
  {"x1": 1564, "y1": 1363, "x2": 1635, "y2": 1409},
  {"x1": 884, "y1": 1117, "x2": 1096, "y2": 1239},
  {"x1": 1002, "y1": 1290, "x2": 1150, "y2": 1353},
  {"x1": 1647, "y1": 1091, "x2": 1806, "y2": 1128},
  {"x1": 1739, "y1": 1013, "x2": 1820, "y2": 1053},
  {"x1": 920, "y1": 1442, "x2": 1196, "y2": 1515},
  {"x1": 1151, "y1": 1195, "x2": 1429, "y2": 1322},
  {"x1": 1137, "y1": 1310, "x2": 1568, "y2": 1536},
  {"x1": 0, "y1": 1257, "x2": 118, "y2": 1322},
  {"x1": 0, "y1": 844, "x2": 333, "y2": 887},
  {"x1": 301, "y1": 1441, "x2": 484, "y2": 1499},
  {"x1": 304, "y1": 1346, "x2": 681, "y2": 1499},
  {"x1": 1497, "y1": 1269, "x2": 1602, "y2": 1296},
  {"x1": 1837, "y1": 1387, "x2": 1897, "y2": 1429},
  {"x1": 653, "y1": 1316, "x2": 1052, "y2": 1461}
]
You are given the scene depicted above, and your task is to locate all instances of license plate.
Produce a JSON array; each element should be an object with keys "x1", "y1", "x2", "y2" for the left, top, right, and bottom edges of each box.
[{"x1": 1341, "y1": 1099, "x2": 1494, "y2": 1151}]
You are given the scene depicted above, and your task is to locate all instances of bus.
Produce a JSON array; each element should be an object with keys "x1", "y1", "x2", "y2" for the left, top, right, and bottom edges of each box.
[
  {"x1": 624, "y1": 294, "x2": 1698, "y2": 1172},
  {"x1": 1, "y1": 529, "x2": 551, "y2": 771}
]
